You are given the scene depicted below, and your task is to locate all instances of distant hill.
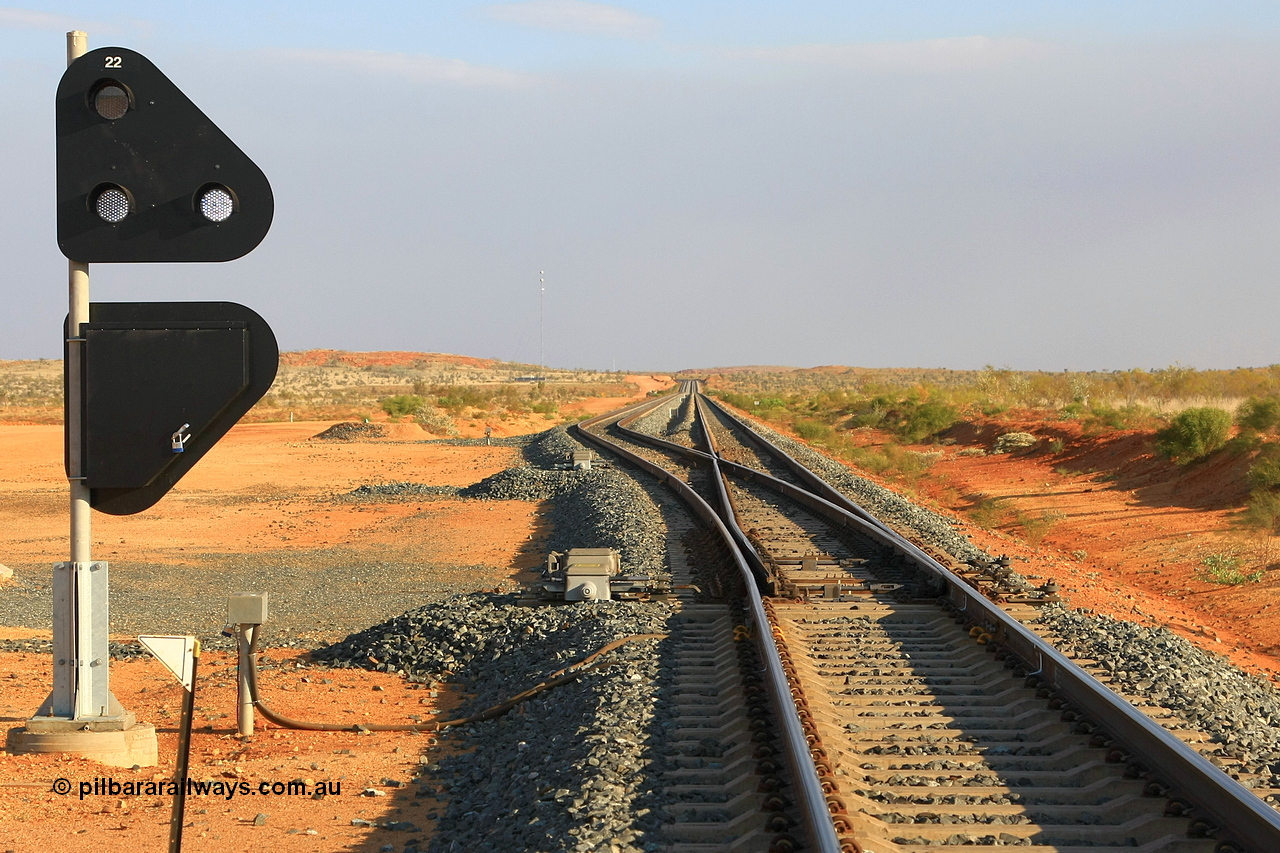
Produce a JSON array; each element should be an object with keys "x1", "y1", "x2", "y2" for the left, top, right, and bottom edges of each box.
[
  {"x1": 676, "y1": 365, "x2": 799, "y2": 375},
  {"x1": 281, "y1": 350, "x2": 500, "y2": 370},
  {"x1": 0, "y1": 349, "x2": 633, "y2": 424}
]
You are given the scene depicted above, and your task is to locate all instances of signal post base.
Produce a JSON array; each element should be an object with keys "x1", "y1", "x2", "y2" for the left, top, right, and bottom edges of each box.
[{"x1": 8, "y1": 716, "x2": 158, "y2": 768}]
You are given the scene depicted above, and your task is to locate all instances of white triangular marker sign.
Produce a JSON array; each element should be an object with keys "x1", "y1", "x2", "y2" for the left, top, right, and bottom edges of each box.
[{"x1": 139, "y1": 635, "x2": 196, "y2": 690}]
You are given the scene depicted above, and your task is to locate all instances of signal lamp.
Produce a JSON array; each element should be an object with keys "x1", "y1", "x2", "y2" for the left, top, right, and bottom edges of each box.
[
  {"x1": 91, "y1": 82, "x2": 130, "y2": 120},
  {"x1": 92, "y1": 184, "x2": 131, "y2": 223},
  {"x1": 197, "y1": 185, "x2": 235, "y2": 222}
]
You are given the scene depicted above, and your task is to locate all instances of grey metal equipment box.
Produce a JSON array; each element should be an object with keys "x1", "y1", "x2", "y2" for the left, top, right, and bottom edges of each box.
[
  {"x1": 227, "y1": 592, "x2": 269, "y2": 625},
  {"x1": 572, "y1": 450, "x2": 594, "y2": 470},
  {"x1": 563, "y1": 548, "x2": 619, "y2": 601}
]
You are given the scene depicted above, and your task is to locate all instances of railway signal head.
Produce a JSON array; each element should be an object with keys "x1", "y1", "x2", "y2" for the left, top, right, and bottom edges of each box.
[{"x1": 56, "y1": 47, "x2": 273, "y2": 262}]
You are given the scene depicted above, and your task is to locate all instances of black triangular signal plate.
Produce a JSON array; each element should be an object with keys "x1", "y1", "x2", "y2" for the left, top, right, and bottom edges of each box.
[
  {"x1": 57, "y1": 47, "x2": 273, "y2": 262},
  {"x1": 70, "y1": 302, "x2": 279, "y2": 515}
]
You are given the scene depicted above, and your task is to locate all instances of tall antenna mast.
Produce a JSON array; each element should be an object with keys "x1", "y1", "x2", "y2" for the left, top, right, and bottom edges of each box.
[{"x1": 539, "y1": 270, "x2": 545, "y2": 376}]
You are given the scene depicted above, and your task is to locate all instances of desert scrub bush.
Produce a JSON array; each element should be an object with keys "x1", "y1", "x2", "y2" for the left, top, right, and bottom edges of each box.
[
  {"x1": 850, "y1": 397, "x2": 959, "y2": 442},
  {"x1": 993, "y1": 432, "x2": 1037, "y2": 454},
  {"x1": 894, "y1": 449, "x2": 940, "y2": 479},
  {"x1": 793, "y1": 419, "x2": 834, "y2": 443},
  {"x1": 1084, "y1": 406, "x2": 1127, "y2": 430},
  {"x1": 1238, "y1": 397, "x2": 1280, "y2": 434},
  {"x1": 847, "y1": 396, "x2": 893, "y2": 429},
  {"x1": 1047, "y1": 438, "x2": 1065, "y2": 453},
  {"x1": 902, "y1": 401, "x2": 959, "y2": 443},
  {"x1": 969, "y1": 496, "x2": 1015, "y2": 529},
  {"x1": 414, "y1": 404, "x2": 458, "y2": 436},
  {"x1": 1240, "y1": 489, "x2": 1280, "y2": 534},
  {"x1": 1154, "y1": 407, "x2": 1231, "y2": 463},
  {"x1": 838, "y1": 444, "x2": 894, "y2": 476},
  {"x1": 1079, "y1": 404, "x2": 1160, "y2": 434},
  {"x1": 381, "y1": 394, "x2": 424, "y2": 418},
  {"x1": 1196, "y1": 551, "x2": 1263, "y2": 585},
  {"x1": 957, "y1": 447, "x2": 986, "y2": 457},
  {"x1": 1247, "y1": 445, "x2": 1280, "y2": 490},
  {"x1": 1018, "y1": 509, "x2": 1065, "y2": 545}
]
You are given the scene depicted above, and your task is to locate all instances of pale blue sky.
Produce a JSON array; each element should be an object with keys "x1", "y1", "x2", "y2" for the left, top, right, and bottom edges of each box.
[{"x1": 4, "y1": 3, "x2": 1280, "y2": 370}]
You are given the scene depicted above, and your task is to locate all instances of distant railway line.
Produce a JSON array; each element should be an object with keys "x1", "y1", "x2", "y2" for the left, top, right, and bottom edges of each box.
[{"x1": 565, "y1": 382, "x2": 1280, "y2": 853}]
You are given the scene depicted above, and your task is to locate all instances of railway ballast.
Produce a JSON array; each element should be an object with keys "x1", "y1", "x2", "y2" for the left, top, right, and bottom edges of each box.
[{"x1": 300, "y1": 385, "x2": 1280, "y2": 853}]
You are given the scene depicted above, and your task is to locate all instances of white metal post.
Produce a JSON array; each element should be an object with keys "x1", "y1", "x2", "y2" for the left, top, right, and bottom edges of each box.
[
  {"x1": 40, "y1": 29, "x2": 121, "y2": 723},
  {"x1": 236, "y1": 625, "x2": 255, "y2": 736},
  {"x1": 63, "y1": 32, "x2": 93, "y2": 719}
]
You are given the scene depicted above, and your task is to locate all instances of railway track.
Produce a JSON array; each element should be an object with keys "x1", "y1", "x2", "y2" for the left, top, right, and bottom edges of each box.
[{"x1": 569, "y1": 383, "x2": 1280, "y2": 853}]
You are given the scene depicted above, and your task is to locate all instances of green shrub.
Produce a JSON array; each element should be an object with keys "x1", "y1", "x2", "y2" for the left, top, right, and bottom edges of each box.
[
  {"x1": 897, "y1": 450, "x2": 942, "y2": 477},
  {"x1": 381, "y1": 394, "x2": 424, "y2": 418},
  {"x1": 848, "y1": 396, "x2": 893, "y2": 429},
  {"x1": 1087, "y1": 406, "x2": 1128, "y2": 430},
  {"x1": 898, "y1": 401, "x2": 959, "y2": 443},
  {"x1": 1248, "y1": 447, "x2": 1280, "y2": 490},
  {"x1": 969, "y1": 497, "x2": 1014, "y2": 529},
  {"x1": 415, "y1": 404, "x2": 458, "y2": 436},
  {"x1": 1238, "y1": 397, "x2": 1280, "y2": 433},
  {"x1": 1018, "y1": 509, "x2": 1065, "y2": 545},
  {"x1": 794, "y1": 419, "x2": 833, "y2": 442},
  {"x1": 1154, "y1": 407, "x2": 1231, "y2": 463},
  {"x1": 1059, "y1": 402, "x2": 1086, "y2": 418},
  {"x1": 1241, "y1": 490, "x2": 1280, "y2": 533},
  {"x1": 846, "y1": 397, "x2": 958, "y2": 442},
  {"x1": 1197, "y1": 551, "x2": 1263, "y2": 585},
  {"x1": 839, "y1": 445, "x2": 894, "y2": 475}
]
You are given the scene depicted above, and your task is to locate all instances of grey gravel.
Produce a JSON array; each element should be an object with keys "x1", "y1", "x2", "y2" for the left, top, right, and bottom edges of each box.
[
  {"x1": 0, "y1": 636, "x2": 243, "y2": 658},
  {"x1": 350, "y1": 427, "x2": 670, "y2": 583},
  {"x1": 347, "y1": 482, "x2": 461, "y2": 499},
  {"x1": 313, "y1": 422, "x2": 386, "y2": 441},
  {"x1": 1037, "y1": 604, "x2": 1280, "y2": 789},
  {"x1": 629, "y1": 394, "x2": 693, "y2": 441},
  {"x1": 316, "y1": 592, "x2": 672, "y2": 852},
  {"x1": 311, "y1": 425, "x2": 688, "y2": 850}
]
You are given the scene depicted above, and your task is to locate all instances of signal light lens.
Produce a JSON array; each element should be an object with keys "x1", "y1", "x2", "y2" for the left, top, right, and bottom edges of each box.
[
  {"x1": 93, "y1": 186, "x2": 131, "y2": 223},
  {"x1": 93, "y1": 84, "x2": 130, "y2": 120},
  {"x1": 197, "y1": 186, "x2": 235, "y2": 222}
]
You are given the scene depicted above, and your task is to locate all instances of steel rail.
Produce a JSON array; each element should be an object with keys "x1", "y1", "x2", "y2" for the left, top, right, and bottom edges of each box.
[
  {"x1": 697, "y1": 393, "x2": 899, "y2": 538},
  {"x1": 680, "y1": 390, "x2": 1280, "y2": 853},
  {"x1": 571, "y1": 391, "x2": 844, "y2": 853},
  {"x1": 586, "y1": 384, "x2": 1280, "y2": 848}
]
